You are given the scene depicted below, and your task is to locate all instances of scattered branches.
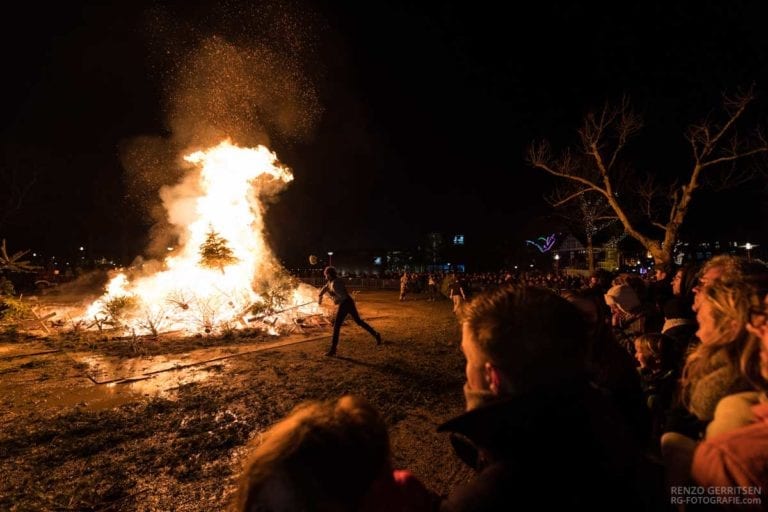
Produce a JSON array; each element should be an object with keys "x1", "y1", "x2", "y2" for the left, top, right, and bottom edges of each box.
[
  {"x1": 0, "y1": 239, "x2": 40, "y2": 273},
  {"x1": 166, "y1": 291, "x2": 193, "y2": 312},
  {"x1": 137, "y1": 307, "x2": 168, "y2": 337}
]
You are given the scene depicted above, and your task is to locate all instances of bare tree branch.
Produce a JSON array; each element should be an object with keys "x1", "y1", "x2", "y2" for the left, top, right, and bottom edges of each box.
[
  {"x1": 546, "y1": 187, "x2": 587, "y2": 208},
  {"x1": 636, "y1": 175, "x2": 657, "y2": 218},
  {"x1": 701, "y1": 146, "x2": 768, "y2": 169},
  {"x1": 705, "y1": 161, "x2": 759, "y2": 191},
  {"x1": 529, "y1": 87, "x2": 766, "y2": 270},
  {"x1": 527, "y1": 143, "x2": 610, "y2": 199}
]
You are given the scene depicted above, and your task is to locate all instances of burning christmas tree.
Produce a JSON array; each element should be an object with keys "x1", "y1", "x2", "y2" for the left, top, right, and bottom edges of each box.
[
  {"x1": 83, "y1": 140, "x2": 318, "y2": 335},
  {"x1": 199, "y1": 227, "x2": 239, "y2": 274}
]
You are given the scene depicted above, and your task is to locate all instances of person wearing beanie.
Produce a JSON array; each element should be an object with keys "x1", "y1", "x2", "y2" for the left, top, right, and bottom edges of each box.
[
  {"x1": 604, "y1": 284, "x2": 641, "y2": 315},
  {"x1": 604, "y1": 284, "x2": 647, "y2": 356}
]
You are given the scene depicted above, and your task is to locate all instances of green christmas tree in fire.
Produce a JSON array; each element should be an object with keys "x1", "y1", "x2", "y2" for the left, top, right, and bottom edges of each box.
[{"x1": 199, "y1": 227, "x2": 239, "y2": 273}]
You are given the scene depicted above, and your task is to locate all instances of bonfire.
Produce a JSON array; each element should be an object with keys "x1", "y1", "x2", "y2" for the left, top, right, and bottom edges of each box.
[{"x1": 82, "y1": 140, "x2": 320, "y2": 336}]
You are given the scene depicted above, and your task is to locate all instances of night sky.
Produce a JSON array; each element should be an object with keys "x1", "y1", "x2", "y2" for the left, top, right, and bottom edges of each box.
[{"x1": 3, "y1": 0, "x2": 767, "y2": 266}]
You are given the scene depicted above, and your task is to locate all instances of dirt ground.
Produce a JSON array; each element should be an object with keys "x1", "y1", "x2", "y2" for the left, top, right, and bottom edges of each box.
[{"x1": 0, "y1": 290, "x2": 472, "y2": 511}]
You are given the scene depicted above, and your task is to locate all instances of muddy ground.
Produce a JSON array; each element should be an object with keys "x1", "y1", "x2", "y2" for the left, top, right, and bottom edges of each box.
[{"x1": 0, "y1": 290, "x2": 472, "y2": 511}]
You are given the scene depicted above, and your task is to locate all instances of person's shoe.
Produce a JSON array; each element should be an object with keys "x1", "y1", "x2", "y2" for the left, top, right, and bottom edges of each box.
[
  {"x1": 325, "y1": 349, "x2": 336, "y2": 357},
  {"x1": 374, "y1": 332, "x2": 382, "y2": 346}
]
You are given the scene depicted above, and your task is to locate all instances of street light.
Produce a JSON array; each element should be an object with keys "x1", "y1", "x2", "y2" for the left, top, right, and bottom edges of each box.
[
  {"x1": 743, "y1": 242, "x2": 758, "y2": 261},
  {"x1": 327, "y1": 251, "x2": 334, "y2": 266},
  {"x1": 554, "y1": 253, "x2": 560, "y2": 272}
]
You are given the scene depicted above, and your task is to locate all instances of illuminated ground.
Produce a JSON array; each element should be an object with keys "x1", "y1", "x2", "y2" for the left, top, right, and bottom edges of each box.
[{"x1": 0, "y1": 290, "x2": 470, "y2": 511}]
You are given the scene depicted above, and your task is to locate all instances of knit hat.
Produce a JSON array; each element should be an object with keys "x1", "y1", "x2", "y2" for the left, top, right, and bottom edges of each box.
[{"x1": 604, "y1": 284, "x2": 640, "y2": 314}]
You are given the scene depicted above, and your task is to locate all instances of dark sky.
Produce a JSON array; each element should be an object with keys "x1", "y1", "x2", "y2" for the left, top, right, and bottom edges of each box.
[{"x1": 2, "y1": 0, "x2": 767, "y2": 265}]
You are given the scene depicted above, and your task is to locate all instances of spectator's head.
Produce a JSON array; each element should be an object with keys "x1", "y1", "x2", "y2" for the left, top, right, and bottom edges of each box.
[
  {"x1": 634, "y1": 333, "x2": 674, "y2": 371},
  {"x1": 231, "y1": 395, "x2": 391, "y2": 512},
  {"x1": 743, "y1": 285, "x2": 768, "y2": 391},
  {"x1": 604, "y1": 284, "x2": 641, "y2": 315},
  {"x1": 693, "y1": 256, "x2": 768, "y2": 308},
  {"x1": 694, "y1": 279, "x2": 752, "y2": 348},
  {"x1": 672, "y1": 263, "x2": 700, "y2": 299},
  {"x1": 682, "y1": 279, "x2": 758, "y2": 416},
  {"x1": 324, "y1": 266, "x2": 337, "y2": 280},
  {"x1": 458, "y1": 285, "x2": 588, "y2": 409},
  {"x1": 671, "y1": 268, "x2": 683, "y2": 296},
  {"x1": 588, "y1": 269, "x2": 611, "y2": 289},
  {"x1": 693, "y1": 255, "x2": 740, "y2": 293},
  {"x1": 655, "y1": 263, "x2": 676, "y2": 283}
]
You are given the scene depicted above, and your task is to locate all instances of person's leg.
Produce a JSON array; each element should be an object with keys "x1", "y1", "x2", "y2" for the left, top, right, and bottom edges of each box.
[
  {"x1": 328, "y1": 302, "x2": 350, "y2": 356},
  {"x1": 347, "y1": 300, "x2": 381, "y2": 344}
]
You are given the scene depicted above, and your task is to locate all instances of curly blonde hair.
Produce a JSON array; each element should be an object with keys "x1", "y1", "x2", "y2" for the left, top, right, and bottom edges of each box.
[{"x1": 681, "y1": 279, "x2": 754, "y2": 411}]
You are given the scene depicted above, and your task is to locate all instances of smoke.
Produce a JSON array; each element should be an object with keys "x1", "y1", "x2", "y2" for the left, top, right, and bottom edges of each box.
[{"x1": 119, "y1": 0, "x2": 323, "y2": 258}]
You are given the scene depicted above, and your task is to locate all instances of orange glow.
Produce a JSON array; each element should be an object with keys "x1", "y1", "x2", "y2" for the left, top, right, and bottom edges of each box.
[{"x1": 84, "y1": 140, "x2": 318, "y2": 335}]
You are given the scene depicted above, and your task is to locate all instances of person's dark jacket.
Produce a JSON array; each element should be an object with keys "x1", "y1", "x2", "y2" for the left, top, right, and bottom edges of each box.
[{"x1": 437, "y1": 380, "x2": 653, "y2": 511}]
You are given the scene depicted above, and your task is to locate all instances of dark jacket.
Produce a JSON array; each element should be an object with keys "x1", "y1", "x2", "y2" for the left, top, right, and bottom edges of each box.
[{"x1": 437, "y1": 380, "x2": 651, "y2": 511}]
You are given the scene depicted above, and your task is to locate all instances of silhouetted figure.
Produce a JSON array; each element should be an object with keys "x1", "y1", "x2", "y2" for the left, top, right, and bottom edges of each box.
[{"x1": 319, "y1": 266, "x2": 381, "y2": 356}]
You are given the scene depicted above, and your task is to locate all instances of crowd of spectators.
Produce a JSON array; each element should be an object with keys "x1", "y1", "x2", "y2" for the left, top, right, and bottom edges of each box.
[{"x1": 237, "y1": 255, "x2": 768, "y2": 510}]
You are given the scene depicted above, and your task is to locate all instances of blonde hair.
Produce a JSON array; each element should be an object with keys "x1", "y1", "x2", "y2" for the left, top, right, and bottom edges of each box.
[
  {"x1": 231, "y1": 395, "x2": 390, "y2": 512},
  {"x1": 634, "y1": 333, "x2": 672, "y2": 370},
  {"x1": 681, "y1": 279, "x2": 754, "y2": 407}
]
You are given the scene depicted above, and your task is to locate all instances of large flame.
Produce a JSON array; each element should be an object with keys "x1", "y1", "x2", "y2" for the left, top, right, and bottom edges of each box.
[{"x1": 84, "y1": 140, "x2": 317, "y2": 335}]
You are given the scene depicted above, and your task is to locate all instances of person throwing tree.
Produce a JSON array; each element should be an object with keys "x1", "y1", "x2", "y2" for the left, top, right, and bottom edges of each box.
[{"x1": 318, "y1": 266, "x2": 382, "y2": 357}]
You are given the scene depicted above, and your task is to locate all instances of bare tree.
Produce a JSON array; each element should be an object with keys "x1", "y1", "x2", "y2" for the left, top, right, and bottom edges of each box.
[
  {"x1": 551, "y1": 190, "x2": 618, "y2": 273},
  {"x1": 528, "y1": 87, "x2": 768, "y2": 271}
]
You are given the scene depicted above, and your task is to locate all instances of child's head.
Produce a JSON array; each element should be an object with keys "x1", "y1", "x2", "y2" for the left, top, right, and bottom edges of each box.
[
  {"x1": 634, "y1": 333, "x2": 672, "y2": 371},
  {"x1": 231, "y1": 395, "x2": 391, "y2": 512}
]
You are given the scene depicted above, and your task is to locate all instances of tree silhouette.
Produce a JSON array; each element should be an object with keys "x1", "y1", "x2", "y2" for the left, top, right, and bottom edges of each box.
[{"x1": 529, "y1": 87, "x2": 768, "y2": 271}]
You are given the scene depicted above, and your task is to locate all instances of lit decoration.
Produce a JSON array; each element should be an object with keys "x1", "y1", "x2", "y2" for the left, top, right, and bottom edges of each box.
[
  {"x1": 82, "y1": 140, "x2": 319, "y2": 335},
  {"x1": 605, "y1": 231, "x2": 628, "y2": 248},
  {"x1": 525, "y1": 234, "x2": 557, "y2": 253}
]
